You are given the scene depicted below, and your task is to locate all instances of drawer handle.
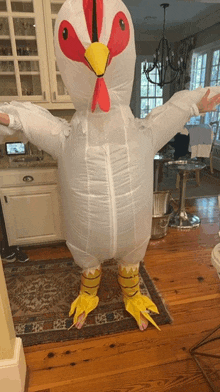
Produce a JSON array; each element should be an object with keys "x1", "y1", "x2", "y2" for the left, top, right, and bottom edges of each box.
[{"x1": 23, "y1": 175, "x2": 34, "y2": 182}]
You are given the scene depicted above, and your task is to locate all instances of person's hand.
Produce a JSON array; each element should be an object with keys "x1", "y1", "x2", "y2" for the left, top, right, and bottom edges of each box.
[
  {"x1": 197, "y1": 88, "x2": 220, "y2": 114},
  {"x1": 0, "y1": 113, "x2": 10, "y2": 126}
]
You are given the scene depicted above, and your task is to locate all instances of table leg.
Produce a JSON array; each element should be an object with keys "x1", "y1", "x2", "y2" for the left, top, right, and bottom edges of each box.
[
  {"x1": 195, "y1": 170, "x2": 200, "y2": 186},
  {"x1": 154, "y1": 161, "x2": 159, "y2": 192},
  {"x1": 179, "y1": 170, "x2": 188, "y2": 219},
  {"x1": 169, "y1": 170, "x2": 201, "y2": 229}
]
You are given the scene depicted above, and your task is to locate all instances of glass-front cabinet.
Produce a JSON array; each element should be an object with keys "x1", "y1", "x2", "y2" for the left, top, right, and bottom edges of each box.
[
  {"x1": 43, "y1": 0, "x2": 71, "y2": 102},
  {"x1": 0, "y1": 0, "x2": 73, "y2": 108}
]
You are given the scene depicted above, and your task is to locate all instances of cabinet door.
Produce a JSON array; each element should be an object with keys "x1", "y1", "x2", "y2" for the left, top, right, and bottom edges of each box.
[
  {"x1": 0, "y1": 184, "x2": 65, "y2": 245},
  {"x1": 0, "y1": 0, "x2": 50, "y2": 102},
  {"x1": 43, "y1": 0, "x2": 73, "y2": 103}
]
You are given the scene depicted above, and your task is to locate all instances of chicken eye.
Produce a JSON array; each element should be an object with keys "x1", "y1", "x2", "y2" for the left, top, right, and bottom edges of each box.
[
  {"x1": 119, "y1": 19, "x2": 125, "y2": 31},
  {"x1": 63, "y1": 28, "x2": 68, "y2": 40}
]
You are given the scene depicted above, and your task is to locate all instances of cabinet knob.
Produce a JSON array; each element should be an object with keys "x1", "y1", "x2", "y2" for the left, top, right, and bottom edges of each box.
[{"x1": 23, "y1": 175, "x2": 34, "y2": 182}]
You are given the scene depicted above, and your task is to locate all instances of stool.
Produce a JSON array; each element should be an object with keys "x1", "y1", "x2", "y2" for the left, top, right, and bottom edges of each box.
[
  {"x1": 167, "y1": 160, "x2": 206, "y2": 229},
  {"x1": 189, "y1": 243, "x2": 220, "y2": 392}
]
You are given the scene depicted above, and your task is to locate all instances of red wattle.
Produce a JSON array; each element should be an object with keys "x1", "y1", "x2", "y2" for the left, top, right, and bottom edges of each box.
[{"x1": 91, "y1": 77, "x2": 110, "y2": 113}]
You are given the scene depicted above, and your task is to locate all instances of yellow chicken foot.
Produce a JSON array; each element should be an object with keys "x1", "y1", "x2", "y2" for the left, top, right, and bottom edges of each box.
[
  {"x1": 118, "y1": 263, "x2": 161, "y2": 332},
  {"x1": 69, "y1": 266, "x2": 101, "y2": 330}
]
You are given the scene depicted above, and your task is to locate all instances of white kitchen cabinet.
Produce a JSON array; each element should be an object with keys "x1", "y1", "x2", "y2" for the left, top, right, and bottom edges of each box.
[
  {"x1": 0, "y1": 0, "x2": 74, "y2": 109},
  {"x1": 0, "y1": 167, "x2": 65, "y2": 246}
]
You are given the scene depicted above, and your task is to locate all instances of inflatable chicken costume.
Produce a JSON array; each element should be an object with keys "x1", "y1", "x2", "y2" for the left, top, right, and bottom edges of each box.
[{"x1": 0, "y1": 0, "x2": 220, "y2": 331}]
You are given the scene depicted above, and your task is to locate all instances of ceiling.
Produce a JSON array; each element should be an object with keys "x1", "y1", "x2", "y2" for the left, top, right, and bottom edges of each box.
[{"x1": 123, "y1": 0, "x2": 220, "y2": 42}]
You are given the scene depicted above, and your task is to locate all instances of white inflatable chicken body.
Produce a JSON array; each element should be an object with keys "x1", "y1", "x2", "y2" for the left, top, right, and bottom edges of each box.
[{"x1": 1, "y1": 0, "x2": 220, "y2": 330}]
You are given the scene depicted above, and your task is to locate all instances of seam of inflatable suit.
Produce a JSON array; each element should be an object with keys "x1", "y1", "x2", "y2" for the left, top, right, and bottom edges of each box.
[
  {"x1": 122, "y1": 107, "x2": 137, "y2": 245},
  {"x1": 85, "y1": 131, "x2": 91, "y2": 254},
  {"x1": 104, "y1": 143, "x2": 117, "y2": 259}
]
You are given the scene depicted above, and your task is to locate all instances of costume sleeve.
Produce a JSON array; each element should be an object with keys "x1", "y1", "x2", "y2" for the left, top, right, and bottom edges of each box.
[
  {"x1": 0, "y1": 101, "x2": 71, "y2": 159},
  {"x1": 142, "y1": 86, "x2": 220, "y2": 155}
]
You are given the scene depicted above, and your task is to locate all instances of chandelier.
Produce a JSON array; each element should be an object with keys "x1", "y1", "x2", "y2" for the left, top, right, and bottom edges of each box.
[{"x1": 143, "y1": 3, "x2": 184, "y2": 88}]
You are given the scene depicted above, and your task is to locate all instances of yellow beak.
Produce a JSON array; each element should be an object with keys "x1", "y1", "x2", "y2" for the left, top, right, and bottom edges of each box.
[{"x1": 84, "y1": 42, "x2": 110, "y2": 77}]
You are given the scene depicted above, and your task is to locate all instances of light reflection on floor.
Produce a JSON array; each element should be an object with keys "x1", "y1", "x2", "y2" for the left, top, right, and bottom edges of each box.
[
  {"x1": 196, "y1": 197, "x2": 218, "y2": 223},
  {"x1": 195, "y1": 197, "x2": 220, "y2": 243}
]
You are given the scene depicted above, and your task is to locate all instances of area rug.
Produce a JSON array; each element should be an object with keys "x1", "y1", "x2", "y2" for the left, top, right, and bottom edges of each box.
[
  {"x1": 3, "y1": 258, "x2": 172, "y2": 347},
  {"x1": 159, "y1": 166, "x2": 220, "y2": 199}
]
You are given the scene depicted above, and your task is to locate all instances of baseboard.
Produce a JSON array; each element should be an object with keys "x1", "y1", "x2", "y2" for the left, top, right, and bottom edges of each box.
[{"x1": 0, "y1": 337, "x2": 27, "y2": 392}]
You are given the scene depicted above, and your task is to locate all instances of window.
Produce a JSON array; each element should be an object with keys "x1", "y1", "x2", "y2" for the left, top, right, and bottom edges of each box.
[
  {"x1": 210, "y1": 49, "x2": 220, "y2": 86},
  {"x1": 190, "y1": 53, "x2": 207, "y2": 91},
  {"x1": 140, "y1": 60, "x2": 163, "y2": 119},
  {"x1": 189, "y1": 41, "x2": 220, "y2": 143}
]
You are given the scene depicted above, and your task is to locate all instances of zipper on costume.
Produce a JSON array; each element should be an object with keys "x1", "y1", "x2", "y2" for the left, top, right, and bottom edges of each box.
[{"x1": 103, "y1": 144, "x2": 117, "y2": 258}]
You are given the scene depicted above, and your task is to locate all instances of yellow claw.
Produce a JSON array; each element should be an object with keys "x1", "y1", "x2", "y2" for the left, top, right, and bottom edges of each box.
[
  {"x1": 123, "y1": 293, "x2": 161, "y2": 331},
  {"x1": 69, "y1": 293, "x2": 99, "y2": 326}
]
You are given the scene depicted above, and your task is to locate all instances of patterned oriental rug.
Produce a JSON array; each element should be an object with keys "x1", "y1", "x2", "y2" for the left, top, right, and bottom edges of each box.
[{"x1": 4, "y1": 258, "x2": 172, "y2": 347}]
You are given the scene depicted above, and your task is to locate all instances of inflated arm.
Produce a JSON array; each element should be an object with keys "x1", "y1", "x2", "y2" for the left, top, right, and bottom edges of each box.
[
  {"x1": 0, "y1": 101, "x2": 71, "y2": 159},
  {"x1": 143, "y1": 86, "x2": 220, "y2": 155}
]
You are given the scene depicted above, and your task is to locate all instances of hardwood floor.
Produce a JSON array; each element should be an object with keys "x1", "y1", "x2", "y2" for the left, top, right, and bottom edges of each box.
[{"x1": 20, "y1": 196, "x2": 220, "y2": 392}]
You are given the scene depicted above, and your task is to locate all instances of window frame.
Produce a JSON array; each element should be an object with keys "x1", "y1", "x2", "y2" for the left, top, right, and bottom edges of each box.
[{"x1": 189, "y1": 40, "x2": 220, "y2": 144}]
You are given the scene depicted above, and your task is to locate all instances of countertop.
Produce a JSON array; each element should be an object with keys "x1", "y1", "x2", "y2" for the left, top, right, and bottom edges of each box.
[{"x1": 0, "y1": 152, "x2": 57, "y2": 170}]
